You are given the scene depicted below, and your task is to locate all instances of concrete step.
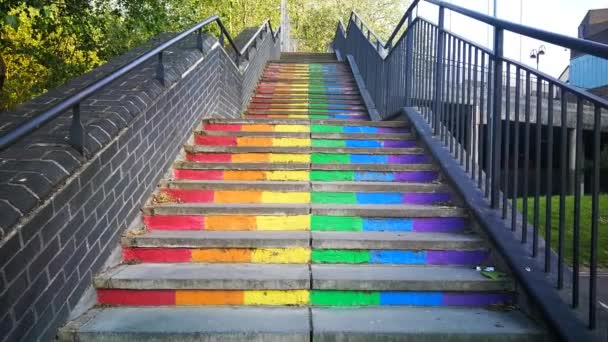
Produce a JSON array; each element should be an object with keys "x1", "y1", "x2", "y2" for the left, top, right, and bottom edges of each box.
[
  {"x1": 204, "y1": 118, "x2": 409, "y2": 127},
  {"x1": 195, "y1": 131, "x2": 413, "y2": 140},
  {"x1": 185, "y1": 145, "x2": 424, "y2": 154},
  {"x1": 94, "y1": 263, "x2": 310, "y2": 290},
  {"x1": 312, "y1": 307, "x2": 545, "y2": 341},
  {"x1": 123, "y1": 230, "x2": 310, "y2": 248},
  {"x1": 159, "y1": 180, "x2": 446, "y2": 193},
  {"x1": 143, "y1": 203, "x2": 466, "y2": 218},
  {"x1": 59, "y1": 307, "x2": 310, "y2": 342},
  {"x1": 183, "y1": 153, "x2": 429, "y2": 165},
  {"x1": 173, "y1": 162, "x2": 437, "y2": 172},
  {"x1": 312, "y1": 231, "x2": 483, "y2": 250},
  {"x1": 311, "y1": 264, "x2": 512, "y2": 291}
]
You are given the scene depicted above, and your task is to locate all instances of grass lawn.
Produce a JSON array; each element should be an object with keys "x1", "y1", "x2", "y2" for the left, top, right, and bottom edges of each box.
[{"x1": 516, "y1": 195, "x2": 608, "y2": 268}]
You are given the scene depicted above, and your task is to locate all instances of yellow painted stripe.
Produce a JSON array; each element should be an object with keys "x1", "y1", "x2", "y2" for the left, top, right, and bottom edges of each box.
[
  {"x1": 271, "y1": 138, "x2": 311, "y2": 147},
  {"x1": 269, "y1": 153, "x2": 310, "y2": 163},
  {"x1": 282, "y1": 122, "x2": 305, "y2": 129},
  {"x1": 265, "y1": 170, "x2": 309, "y2": 181},
  {"x1": 256, "y1": 215, "x2": 310, "y2": 230},
  {"x1": 243, "y1": 290, "x2": 310, "y2": 305},
  {"x1": 261, "y1": 191, "x2": 310, "y2": 204},
  {"x1": 251, "y1": 248, "x2": 311, "y2": 263}
]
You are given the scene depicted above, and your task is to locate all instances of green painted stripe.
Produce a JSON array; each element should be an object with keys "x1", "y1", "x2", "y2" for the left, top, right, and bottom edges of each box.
[
  {"x1": 312, "y1": 139, "x2": 346, "y2": 148},
  {"x1": 310, "y1": 170, "x2": 354, "y2": 181},
  {"x1": 312, "y1": 250, "x2": 370, "y2": 263},
  {"x1": 312, "y1": 192, "x2": 356, "y2": 204},
  {"x1": 311, "y1": 154, "x2": 349, "y2": 163},
  {"x1": 311, "y1": 291, "x2": 380, "y2": 306},
  {"x1": 311, "y1": 215, "x2": 363, "y2": 231},
  {"x1": 311, "y1": 125, "x2": 341, "y2": 133}
]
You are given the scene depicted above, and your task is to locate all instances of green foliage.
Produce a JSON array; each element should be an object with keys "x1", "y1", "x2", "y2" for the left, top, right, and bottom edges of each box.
[{"x1": 0, "y1": 0, "x2": 405, "y2": 111}]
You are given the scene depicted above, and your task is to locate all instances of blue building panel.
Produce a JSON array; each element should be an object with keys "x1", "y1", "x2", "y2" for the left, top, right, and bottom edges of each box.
[{"x1": 570, "y1": 54, "x2": 608, "y2": 89}]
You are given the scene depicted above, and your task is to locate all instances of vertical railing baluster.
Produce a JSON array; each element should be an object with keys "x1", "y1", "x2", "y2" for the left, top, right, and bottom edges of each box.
[
  {"x1": 472, "y1": 48, "x2": 479, "y2": 182},
  {"x1": 449, "y1": 35, "x2": 456, "y2": 152},
  {"x1": 523, "y1": 70, "x2": 531, "y2": 243},
  {"x1": 69, "y1": 103, "x2": 85, "y2": 155},
  {"x1": 478, "y1": 52, "x2": 486, "y2": 189},
  {"x1": 533, "y1": 76, "x2": 542, "y2": 257},
  {"x1": 503, "y1": 63, "x2": 511, "y2": 218},
  {"x1": 558, "y1": 91, "x2": 567, "y2": 289},
  {"x1": 458, "y1": 40, "x2": 465, "y2": 166},
  {"x1": 466, "y1": 44, "x2": 473, "y2": 173},
  {"x1": 589, "y1": 104, "x2": 600, "y2": 329},
  {"x1": 156, "y1": 52, "x2": 165, "y2": 85},
  {"x1": 512, "y1": 67, "x2": 521, "y2": 232},
  {"x1": 455, "y1": 39, "x2": 462, "y2": 161},
  {"x1": 485, "y1": 56, "x2": 493, "y2": 198},
  {"x1": 545, "y1": 83, "x2": 554, "y2": 272},
  {"x1": 491, "y1": 28, "x2": 503, "y2": 208},
  {"x1": 572, "y1": 97, "x2": 583, "y2": 308},
  {"x1": 432, "y1": 6, "x2": 445, "y2": 135}
]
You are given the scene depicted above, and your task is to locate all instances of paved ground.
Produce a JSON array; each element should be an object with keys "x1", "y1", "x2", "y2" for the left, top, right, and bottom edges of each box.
[{"x1": 579, "y1": 272, "x2": 608, "y2": 339}]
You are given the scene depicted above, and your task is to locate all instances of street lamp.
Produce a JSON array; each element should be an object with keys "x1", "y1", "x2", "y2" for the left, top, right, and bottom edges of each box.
[{"x1": 529, "y1": 45, "x2": 546, "y2": 70}]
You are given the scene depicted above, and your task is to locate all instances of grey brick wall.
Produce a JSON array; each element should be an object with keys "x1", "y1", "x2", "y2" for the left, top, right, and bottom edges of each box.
[{"x1": 0, "y1": 27, "x2": 279, "y2": 342}]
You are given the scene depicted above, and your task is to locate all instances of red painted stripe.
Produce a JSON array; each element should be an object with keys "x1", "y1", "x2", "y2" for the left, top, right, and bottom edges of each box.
[
  {"x1": 144, "y1": 215, "x2": 204, "y2": 230},
  {"x1": 123, "y1": 248, "x2": 192, "y2": 263},
  {"x1": 98, "y1": 289, "x2": 175, "y2": 306},
  {"x1": 195, "y1": 135, "x2": 237, "y2": 146},
  {"x1": 186, "y1": 153, "x2": 231, "y2": 162},
  {"x1": 161, "y1": 189, "x2": 214, "y2": 203},
  {"x1": 203, "y1": 124, "x2": 241, "y2": 131},
  {"x1": 173, "y1": 169, "x2": 223, "y2": 180}
]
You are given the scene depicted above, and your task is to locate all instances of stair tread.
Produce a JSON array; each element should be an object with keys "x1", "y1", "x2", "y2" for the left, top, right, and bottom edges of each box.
[
  {"x1": 60, "y1": 306, "x2": 310, "y2": 340},
  {"x1": 94, "y1": 263, "x2": 310, "y2": 289},
  {"x1": 313, "y1": 307, "x2": 544, "y2": 340},
  {"x1": 311, "y1": 264, "x2": 512, "y2": 291},
  {"x1": 311, "y1": 231, "x2": 484, "y2": 250},
  {"x1": 174, "y1": 161, "x2": 437, "y2": 171},
  {"x1": 204, "y1": 118, "x2": 409, "y2": 126},
  {"x1": 123, "y1": 230, "x2": 310, "y2": 248},
  {"x1": 185, "y1": 145, "x2": 424, "y2": 154}
]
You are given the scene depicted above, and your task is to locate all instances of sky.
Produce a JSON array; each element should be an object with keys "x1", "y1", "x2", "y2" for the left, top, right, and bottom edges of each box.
[{"x1": 415, "y1": 0, "x2": 608, "y2": 78}]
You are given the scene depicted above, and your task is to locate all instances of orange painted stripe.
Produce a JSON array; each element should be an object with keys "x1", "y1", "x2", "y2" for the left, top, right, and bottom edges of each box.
[
  {"x1": 205, "y1": 215, "x2": 257, "y2": 230},
  {"x1": 237, "y1": 137, "x2": 272, "y2": 146},
  {"x1": 191, "y1": 249, "x2": 252, "y2": 262},
  {"x1": 214, "y1": 190, "x2": 262, "y2": 203},
  {"x1": 224, "y1": 171, "x2": 266, "y2": 181},
  {"x1": 175, "y1": 290, "x2": 244, "y2": 305},
  {"x1": 241, "y1": 124, "x2": 275, "y2": 132},
  {"x1": 232, "y1": 153, "x2": 269, "y2": 163}
]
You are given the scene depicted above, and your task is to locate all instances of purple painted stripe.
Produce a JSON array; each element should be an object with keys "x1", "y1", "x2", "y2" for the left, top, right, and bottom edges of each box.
[
  {"x1": 401, "y1": 193, "x2": 451, "y2": 205},
  {"x1": 412, "y1": 218, "x2": 466, "y2": 232},
  {"x1": 426, "y1": 250, "x2": 489, "y2": 265},
  {"x1": 387, "y1": 155, "x2": 429, "y2": 164},
  {"x1": 441, "y1": 293, "x2": 513, "y2": 306},
  {"x1": 394, "y1": 171, "x2": 439, "y2": 182},
  {"x1": 382, "y1": 140, "x2": 417, "y2": 148}
]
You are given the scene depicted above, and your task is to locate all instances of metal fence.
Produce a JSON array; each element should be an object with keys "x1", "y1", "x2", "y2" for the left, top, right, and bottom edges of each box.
[{"x1": 333, "y1": 0, "x2": 608, "y2": 340}]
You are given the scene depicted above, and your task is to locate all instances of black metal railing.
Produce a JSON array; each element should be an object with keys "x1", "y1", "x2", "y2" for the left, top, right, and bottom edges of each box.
[
  {"x1": 333, "y1": 0, "x2": 608, "y2": 340},
  {"x1": 0, "y1": 15, "x2": 280, "y2": 155}
]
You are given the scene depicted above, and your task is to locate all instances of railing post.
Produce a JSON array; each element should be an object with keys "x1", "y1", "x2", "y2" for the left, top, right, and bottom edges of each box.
[
  {"x1": 432, "y1": 6, "x2": 446, "y2": 134},
  {"x1": 404, "y1": 12, "x2": 414, "y2": 106},
  {"x1": 491, "y1": 28, "x2": 504, "y2": 208},
  {"x1": 69, "y1": 103, "x2": 85, "y2": 155},
  {"x1": 156, "y1": 52, "x2": 165, "y2": 86},
  {"x1": 197, "y1": 28, "x2": 204, "y2": 52}
]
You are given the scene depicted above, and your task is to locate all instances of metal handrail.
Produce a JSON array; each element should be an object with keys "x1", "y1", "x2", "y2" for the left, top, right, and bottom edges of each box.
[{"x1": 0, "y1": 15, "x2": 277, "y2": 154}]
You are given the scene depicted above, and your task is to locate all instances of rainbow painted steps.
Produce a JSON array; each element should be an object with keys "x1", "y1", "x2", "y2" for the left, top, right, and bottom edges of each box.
[{"x1": 60, "y1": 54, "x2": 544, "y2": 341}]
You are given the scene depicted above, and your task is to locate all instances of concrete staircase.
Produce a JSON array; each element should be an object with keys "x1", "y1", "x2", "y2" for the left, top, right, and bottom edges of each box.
[{"x1": 59, "y1": 53, "x2": 545, "y2": 341}]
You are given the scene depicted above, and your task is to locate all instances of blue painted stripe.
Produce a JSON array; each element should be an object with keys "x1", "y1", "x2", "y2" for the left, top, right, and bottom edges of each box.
[
  {"x1": 350, "y1": 155, "x2": 387, "y2": 164},
  {"x1": 343, "y1": 126, "x2": 377, "y2": 133},
  {"x1": 370, "y1": 251, "x2": 426, "y2": 264},
  {"x1": 363, "y1": 218, "x2": 413, "y2": 231},
  {"x1": 380, "y1": 292, "x2": 443, "y2": 306},
  {"x1": 346, "y1": 140, "x2": 381, "y2": 147},
  {"x1": 356, "y1": 193, "x2": 403, "y2": 204},
  {"x1": 354, "y1": 172, "x2": 394, "y2": 181}
]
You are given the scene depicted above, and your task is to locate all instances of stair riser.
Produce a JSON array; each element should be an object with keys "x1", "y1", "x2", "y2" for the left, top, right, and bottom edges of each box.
[
  {"x1": 96, "y1": 289, "x2": 511, "y2": 307},
  {"x1": 123, "y1": 247, "x2": 488, "y2": 265},
  {"x1": 156, "y1": 189, "x2": 451, "y2": 205},
  {"x1": 202, "y1": 123, "x2": 409, "y2": 134},
  {"x1": 194, "y1": 136, "x2": 417, "y2": 148},
  {"x1": 242, "y1": 114, "x2": 369, "y2": 120},
  {"x1": 173, "y1": 169, "x2": 439, "y2": 182},
  {"x1": 185, "y1": 153, "x2": 428, "y2": 164},
  {"x1": 143, "y1": 215, "x2": 465, "y2": 232}
]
